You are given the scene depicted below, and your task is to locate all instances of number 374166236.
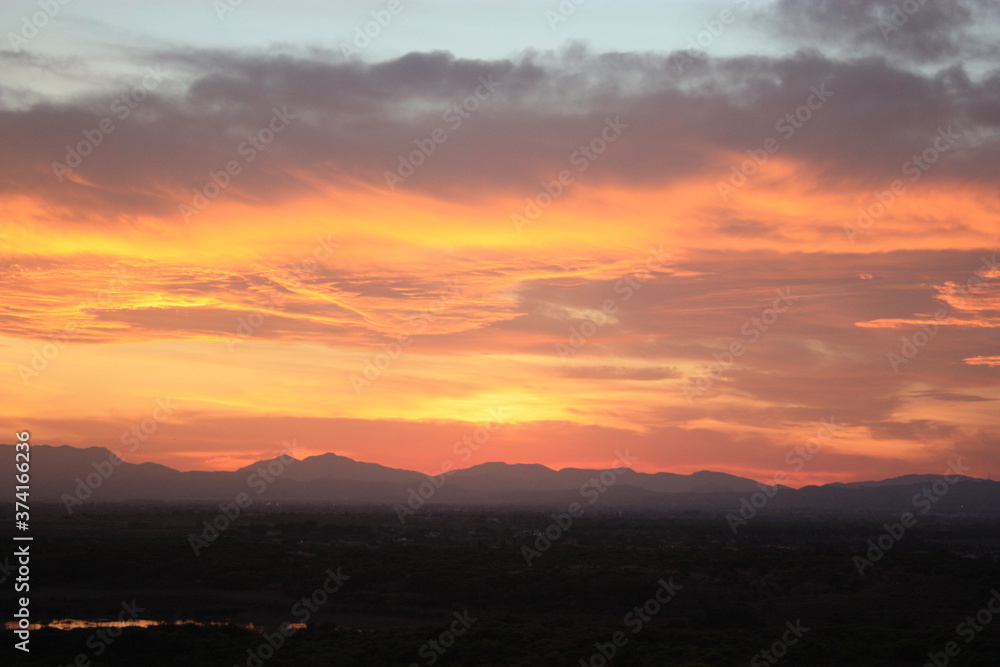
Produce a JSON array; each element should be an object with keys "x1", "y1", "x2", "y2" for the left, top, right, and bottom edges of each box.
[{"x1": 15, "y1": 431, "x2": 30, "y2": 523}]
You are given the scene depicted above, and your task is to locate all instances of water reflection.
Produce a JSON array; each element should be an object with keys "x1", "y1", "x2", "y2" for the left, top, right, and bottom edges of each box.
[{"x1": 4, "y1": 619, "x2": 308, "y2": 631}]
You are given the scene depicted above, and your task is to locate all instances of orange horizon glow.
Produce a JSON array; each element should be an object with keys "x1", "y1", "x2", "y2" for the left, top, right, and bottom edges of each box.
[{"x1": 3, "y1": 41, "x2": 998, "y2": 489}]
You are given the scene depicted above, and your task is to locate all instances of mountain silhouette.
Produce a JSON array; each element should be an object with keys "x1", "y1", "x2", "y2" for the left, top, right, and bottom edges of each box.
[{"x1": 3, "y1": 444, "x2": 998, "y2": 515}]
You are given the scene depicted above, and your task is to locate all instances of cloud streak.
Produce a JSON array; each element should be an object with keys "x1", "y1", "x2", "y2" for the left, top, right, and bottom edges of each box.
[{"x1": 2, "y1": 1, "x2": 998, "y2": 482}]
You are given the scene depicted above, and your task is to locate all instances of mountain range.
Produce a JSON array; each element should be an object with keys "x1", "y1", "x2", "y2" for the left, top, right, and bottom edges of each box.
[{"x1": 4, "y1": 444, "x2": 999, "y2": 516}]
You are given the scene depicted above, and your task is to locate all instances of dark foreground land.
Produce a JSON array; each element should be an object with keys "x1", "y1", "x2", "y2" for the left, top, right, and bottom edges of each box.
[{"x1": 3, "y1": 505, "x2": 1000, "y2": 666}]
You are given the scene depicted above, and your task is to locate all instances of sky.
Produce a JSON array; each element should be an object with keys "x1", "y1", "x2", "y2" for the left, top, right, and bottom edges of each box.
[{"x1": 1, "y1": 0, "x2": 998, "y2": 486}]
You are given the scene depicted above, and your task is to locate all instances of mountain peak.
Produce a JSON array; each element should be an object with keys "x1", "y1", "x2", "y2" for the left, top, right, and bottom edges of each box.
[{"x1": 2, "y1": 445, "x2": 997, "y2": 514}]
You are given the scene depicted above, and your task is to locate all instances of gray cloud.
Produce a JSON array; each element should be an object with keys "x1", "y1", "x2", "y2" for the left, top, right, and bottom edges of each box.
[
  {"x1": 761, "y1": 0, "x2": 999, "y2": 63},
  {"x1": 0, "y1": 44, "x2": 998, "y2": 224}
]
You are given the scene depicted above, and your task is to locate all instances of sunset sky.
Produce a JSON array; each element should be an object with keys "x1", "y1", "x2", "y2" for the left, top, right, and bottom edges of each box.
[{"x1": 2, "y1": 0, "x2": 998, "y2": 486}]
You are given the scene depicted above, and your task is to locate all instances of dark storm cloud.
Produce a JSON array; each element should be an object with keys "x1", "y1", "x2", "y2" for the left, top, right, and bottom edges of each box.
[
  {"x1": 1, "y1": 42, "x2": 999, "y2": 224},
  {"x1": 762, "y1": 0, "x2": 999, "y2": 62}
]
